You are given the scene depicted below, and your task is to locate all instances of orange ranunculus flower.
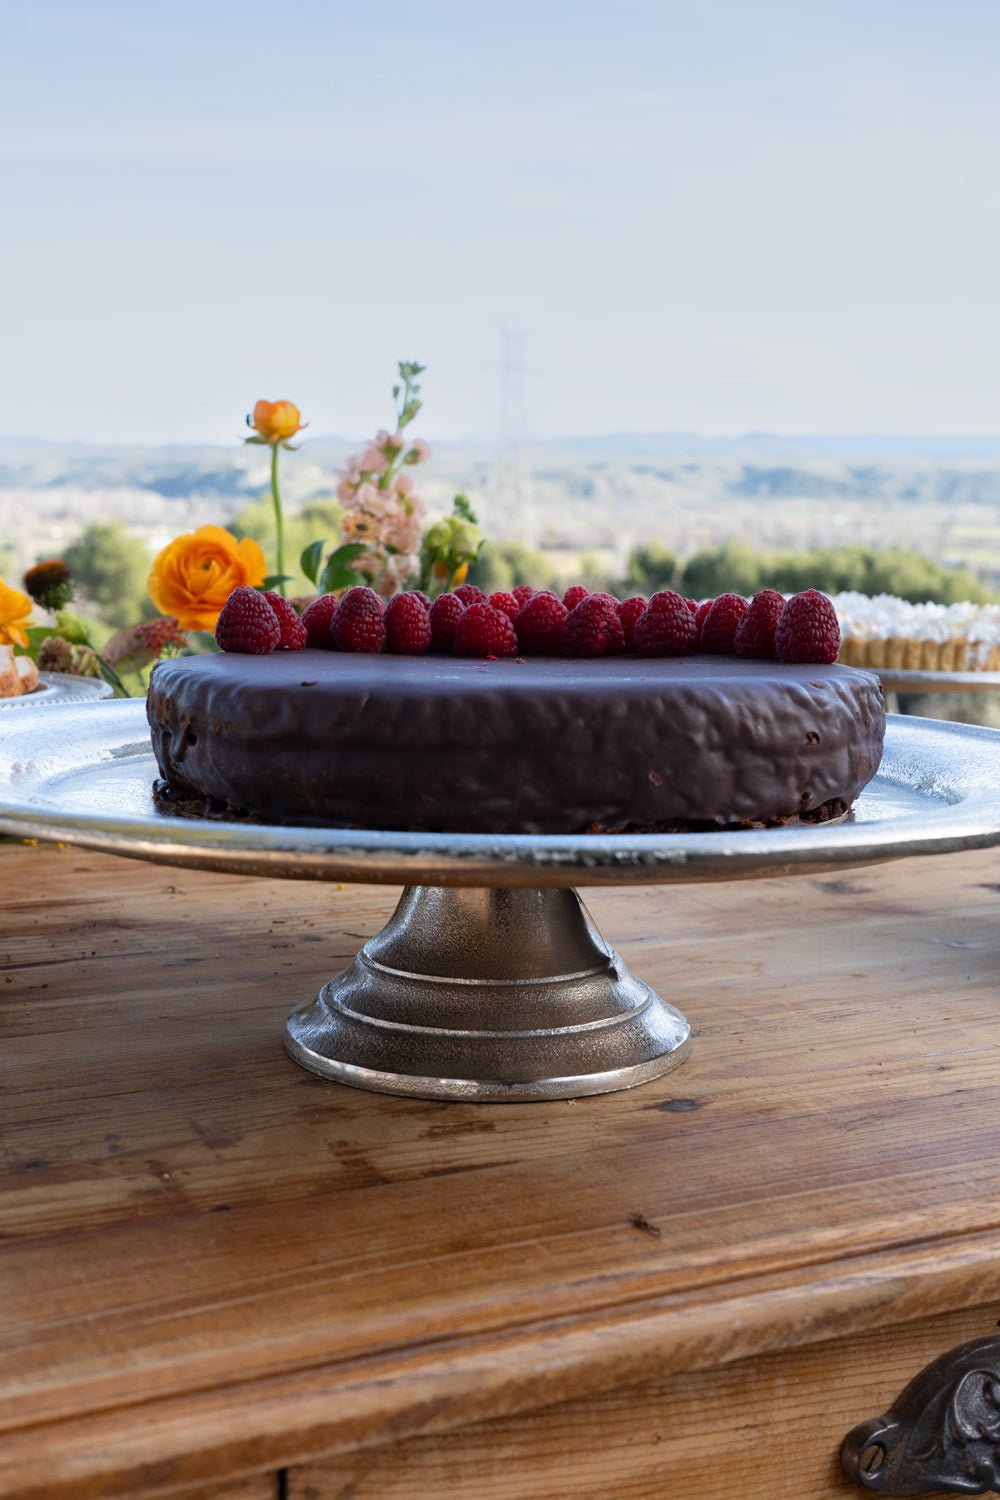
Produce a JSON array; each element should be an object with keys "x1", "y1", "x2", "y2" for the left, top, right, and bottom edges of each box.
[
  {"x1": 0, "y1": 578, "x2": 33, "y2": 648},
  {"x1": 249, "y1": 399, "x2": 307, "y2": 444},
  {"x1": 147, "y1": 526, "x2": 267, "y2": 632}
]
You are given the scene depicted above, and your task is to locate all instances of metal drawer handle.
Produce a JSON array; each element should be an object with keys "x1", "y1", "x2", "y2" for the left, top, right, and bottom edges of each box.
[{"x1": 842, "y1": 1333, "x2": 1000, "y2": 1494}]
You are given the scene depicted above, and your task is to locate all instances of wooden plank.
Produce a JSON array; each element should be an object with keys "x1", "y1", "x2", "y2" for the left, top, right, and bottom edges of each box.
[
  {"x1": 1, "y1": 842, "x2": 999, "y2": 1495},
  {"x1": 289, "y1": 1304, "x2": 994, "y2": 1500},
  {"x1": 174, "y1": 1482, "x2": 277, "y2": 1500}
]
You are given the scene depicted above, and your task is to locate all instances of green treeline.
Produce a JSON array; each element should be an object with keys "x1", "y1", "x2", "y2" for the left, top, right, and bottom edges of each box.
[
  {"x1": 633, "y1": 540, "x2": 995, "y2": 604},
  {"x1": 471, "y1": 539, "x2": 995, "y2": 605},
  {"x1": 27, "y1": 519, "x2": 996, "y2": 642}
]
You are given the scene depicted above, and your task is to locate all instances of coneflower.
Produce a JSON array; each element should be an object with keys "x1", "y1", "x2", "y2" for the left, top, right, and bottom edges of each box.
[{"x1": 23, "y1": 559, "x2": 74, "y2": 612}]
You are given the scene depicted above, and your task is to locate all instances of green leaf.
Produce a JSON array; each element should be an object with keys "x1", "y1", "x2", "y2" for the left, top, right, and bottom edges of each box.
[
  {"x1": 300, "y1": 540, "x2": 326, "y2": 585},
  {"x1": 97, "y1": 656, "x2": 131, "y2": 699},
  {"x1": 261, "y1": 574, "x2": 294, "y2": 591},
  {"x1": 185, "y1": 631, "x2": 220, "y2": 654},
  {"x1": 318, "y1": 543, "x2": 367, "y2": 594},
  {"x1": 452, "y1": 493, "x2": 478, "y2": 524}
]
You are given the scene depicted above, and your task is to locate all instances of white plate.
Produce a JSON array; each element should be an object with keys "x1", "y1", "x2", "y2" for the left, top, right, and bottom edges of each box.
[{"x1": 0, "y1": 671, "x2": 115, "y2": 708}]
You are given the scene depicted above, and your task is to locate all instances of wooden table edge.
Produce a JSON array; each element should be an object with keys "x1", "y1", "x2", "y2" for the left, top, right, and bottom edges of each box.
[{"x1": 4, "y1": 1227, "x2": 1000, "y2": 1499}]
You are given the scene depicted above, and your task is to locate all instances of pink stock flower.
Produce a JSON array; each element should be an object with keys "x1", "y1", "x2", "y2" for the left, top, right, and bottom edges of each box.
[
  {"x1": 357, "y1": 482, "x2": 398, "y2": 517},
  {"x1": 379, "y1": 554, "x2": 412, "y2": 594},
  {"x1": 358, "y1": 443, "x2": 389, "y2": 475},
  {"x1": 334, "y1": 374, "x2": 431, "y2": 595}
]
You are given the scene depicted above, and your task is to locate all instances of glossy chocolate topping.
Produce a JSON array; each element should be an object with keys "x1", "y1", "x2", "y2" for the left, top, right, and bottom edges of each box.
[{"x1": 147, "y1": 649, "x2": 885, "y2": 834}]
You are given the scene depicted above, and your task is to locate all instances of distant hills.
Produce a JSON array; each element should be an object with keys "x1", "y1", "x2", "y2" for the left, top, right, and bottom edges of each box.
[{"x1": 4, "y1": 434, "x2": 1000, "y2": 588}]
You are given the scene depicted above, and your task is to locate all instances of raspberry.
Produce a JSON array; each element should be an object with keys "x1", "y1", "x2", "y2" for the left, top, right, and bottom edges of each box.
[
  {"x1": 562, "y1": 594, "x2": 625, "y2": 657},
  {"x1": 684, "y1": 598, "x2": 698, "y2": 613},
  {"x1": 429, "y1": 592, "x2": 465, "y2": 650},
  {"x1": 261, "y1": 591, "x2": 308, "y2": 650},
  {"x1": 562, "y1": 585, "x2": 589, "y2": 611},
  {"x1": 700, "y1": 593, "x2": 749, "y2": 654},
  {"x1": 453, "y1": 602, "x2": 518, "y2": 658},
  {"x1": 774, "y1": 589, "x2": 841, "y2": 664},
  {"x1": 734, "y1": 589, "x2": 785, "y2": 659},
  {"x1": 616, "y1": 595, "x2": 647, "y2": 650},
  {"x1": 330, "y1": 586, "x2": 386, "y2": 653},
  {"x1": 454, "y1": 583, "x2": 485, "y2": 606},
  {"x1": 487, "y1": 590, "x2": 520, "y2": 620},
  {"x1": 300, "y1": 593, "x2": 339, "y2": 648},
  {"x1": 215, "y1": 587, "x2": 281, "y2": 654},
  {"x1": 694, "y1": 599, "x2": 714, "y2": 635},
  {"x1": 511, "y1": 585, "x2": 535, "y2": 608},
  {"x1": 384, "y1": 591, "x2": 432, "y2": 655},
  {"x1": 514, "y1": 591, "x2": 567, "y2": 654},
  {"x1": 410, "y1": 590, "x2": 432, "y2": 610},
  {"x1": 634, "y1": 591, "x2": 697, "y2": 656}
]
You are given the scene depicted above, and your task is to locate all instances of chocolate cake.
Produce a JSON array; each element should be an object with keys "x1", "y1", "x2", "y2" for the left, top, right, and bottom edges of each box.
[{"x1": 147, "y1": 650, "x2": 886, "y2": 834}]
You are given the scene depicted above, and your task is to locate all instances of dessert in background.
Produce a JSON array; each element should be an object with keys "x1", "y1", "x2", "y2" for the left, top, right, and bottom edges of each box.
[
  {"x1": 834, "y1": 592, "x2": 1000, "y2": 671},
  {"x1": 0, "y1": 647, "x2": 40, "y2": 698}
]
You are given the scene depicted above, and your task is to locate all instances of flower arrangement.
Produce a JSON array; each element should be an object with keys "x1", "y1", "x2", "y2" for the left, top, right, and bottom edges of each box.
[
  {"x1": 333, "y1": 361, "x2": 429, "y2": 596},
  {"x1": 8, "y1": 560, "x2": 130, "y2": 693},
  {"x1": 229, "y1": 361, "x2": 483, "y2": 608},
  {"x1": 9, "y1": 360, "x2": 487, "y2": 696},
  {"x1": 244, "y1": 400, "x2": 308, "y2": 594},
  {"x1": 102, "y1": 616, "x2": 190, "y2": 678}
]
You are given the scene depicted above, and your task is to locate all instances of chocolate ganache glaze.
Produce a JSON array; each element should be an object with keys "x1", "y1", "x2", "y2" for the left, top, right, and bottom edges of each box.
[{"x1": 147, "y1": 650, "x2": 885, "y2": 834}]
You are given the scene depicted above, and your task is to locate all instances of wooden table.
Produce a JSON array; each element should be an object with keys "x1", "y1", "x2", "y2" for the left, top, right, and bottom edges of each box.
[{"x1": 2, "y1": 839, "x2": 1000, "y2": 1500}]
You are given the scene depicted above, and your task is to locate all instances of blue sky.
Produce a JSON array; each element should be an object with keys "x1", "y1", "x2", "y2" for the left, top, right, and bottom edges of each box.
[{"x1": 2, "y1": 0, "x2": 999, "y2": 443}]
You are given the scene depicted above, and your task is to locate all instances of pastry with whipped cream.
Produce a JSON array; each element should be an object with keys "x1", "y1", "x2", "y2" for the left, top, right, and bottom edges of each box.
[{"x1": 834, "y1": 593, "x2": 1000, "y2": 672}]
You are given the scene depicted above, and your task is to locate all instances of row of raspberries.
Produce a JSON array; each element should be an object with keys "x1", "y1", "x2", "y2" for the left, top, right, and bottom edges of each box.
[{"x1": 215, "y1": 583, "x2": 841, "y2": 663}]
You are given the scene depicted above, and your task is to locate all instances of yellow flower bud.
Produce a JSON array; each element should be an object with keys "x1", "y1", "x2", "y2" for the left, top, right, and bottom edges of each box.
[{"x1": 250, "y1": 400, "x2": 307, "y2": 444}]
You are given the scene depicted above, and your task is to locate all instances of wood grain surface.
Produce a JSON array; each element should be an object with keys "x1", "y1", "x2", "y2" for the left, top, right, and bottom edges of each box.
[
  {"x1": 2, "y1": 840, "x2": 1000, "y2": 1497},
  {"x1": 289, "y1": 1304, "x2": 995, "y2": 1500}
]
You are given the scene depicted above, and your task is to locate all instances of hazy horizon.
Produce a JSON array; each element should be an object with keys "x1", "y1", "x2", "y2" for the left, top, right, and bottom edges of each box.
[{"x1": 7, "y1": 430, "x2": 1000, "y2": 453}]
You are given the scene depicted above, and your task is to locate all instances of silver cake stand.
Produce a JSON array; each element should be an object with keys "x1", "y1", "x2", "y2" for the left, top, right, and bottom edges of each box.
[{"x1": 2, "y1": 703, "x2": 1000, "y2": 1102}]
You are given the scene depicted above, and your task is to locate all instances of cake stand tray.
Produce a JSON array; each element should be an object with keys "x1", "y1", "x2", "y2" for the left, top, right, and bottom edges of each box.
[
  {"x1": 876, "y1": 668, "x2": 1000, "y2": 695},
  {"x1": 2, "y1": 703, "x2": 999, "y2": 1102}
]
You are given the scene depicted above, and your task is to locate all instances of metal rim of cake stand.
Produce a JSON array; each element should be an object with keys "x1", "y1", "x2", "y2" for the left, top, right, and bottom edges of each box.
[{"x1": 2, "y1": 704, "x2": 1000, "y2": 1100}]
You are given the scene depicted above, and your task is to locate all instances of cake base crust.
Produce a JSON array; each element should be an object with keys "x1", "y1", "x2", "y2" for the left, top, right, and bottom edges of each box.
[
  {"x1": 150, "y1": 775, "x2": 851, "y2": 834},
  {"x1": 147, "y1": 650, "x2": 885, "y2": 835}
]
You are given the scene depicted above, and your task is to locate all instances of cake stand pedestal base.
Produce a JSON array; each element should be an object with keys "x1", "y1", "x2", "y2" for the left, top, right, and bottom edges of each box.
[{"x1": 283, "y1": 885, "x2": 691, "y2": 1101}]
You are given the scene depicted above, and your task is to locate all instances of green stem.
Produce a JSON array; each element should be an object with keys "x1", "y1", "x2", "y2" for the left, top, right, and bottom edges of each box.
[
  {"x1": 271, "y1": 443, "x2": 285, "y2": 594},
  {"x1": 96, "y1": 654, "x2": 130, "y2": 699}
]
